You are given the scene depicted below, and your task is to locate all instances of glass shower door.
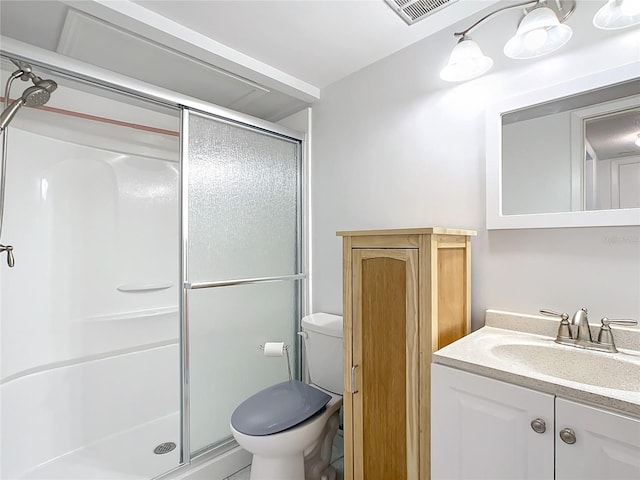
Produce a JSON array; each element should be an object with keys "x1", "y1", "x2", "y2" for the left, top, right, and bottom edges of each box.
[{"x1": 183, "y1": 110, "x2": 303, "y2": 456}]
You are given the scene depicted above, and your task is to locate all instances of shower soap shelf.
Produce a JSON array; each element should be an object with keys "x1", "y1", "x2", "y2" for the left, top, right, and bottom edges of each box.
[
  {"x1": 117, "y1": 282, "x2": 173, "y2": 292},
  {"x1": 84, "y1": 306, "x2": 178, "y2": 323}
]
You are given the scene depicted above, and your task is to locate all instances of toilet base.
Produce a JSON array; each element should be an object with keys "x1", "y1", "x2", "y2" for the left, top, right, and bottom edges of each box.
[
  {"x1": 250, "y1": 454, "x2": 304, "y2": 480},
  {"x1": 304, "y1": 411, "x2": 340, "y2": 480},
  {"x1": 318, "y1": 465, "x2": 336, "y2": 480}
]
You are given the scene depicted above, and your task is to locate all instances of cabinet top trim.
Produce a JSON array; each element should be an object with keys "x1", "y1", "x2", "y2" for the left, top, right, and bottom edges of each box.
[{"x1": 336, "y1": 227, "x2": 477, "y2": 237}]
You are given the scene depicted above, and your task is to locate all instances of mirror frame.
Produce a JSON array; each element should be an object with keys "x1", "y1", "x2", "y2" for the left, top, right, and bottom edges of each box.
[{"x1": 486, "y1": 62, "x2": 640, "y2": 229}]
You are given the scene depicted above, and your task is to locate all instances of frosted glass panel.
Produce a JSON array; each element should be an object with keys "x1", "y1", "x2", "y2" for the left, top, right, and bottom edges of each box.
[
  {"x1": 188, "y1": 281, "x2": 297, "y2": 453},
  {"x1": 187, "y1": 113, "x2": 299, "y2": 283}
]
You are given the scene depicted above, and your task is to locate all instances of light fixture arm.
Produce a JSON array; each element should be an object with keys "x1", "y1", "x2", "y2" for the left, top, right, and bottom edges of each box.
[{"x1": 454, "y1": 0, "x2": 576, "y2": 38}]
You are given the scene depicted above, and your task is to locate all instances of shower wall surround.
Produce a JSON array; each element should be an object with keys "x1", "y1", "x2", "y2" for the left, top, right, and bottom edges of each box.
[{"x1": 0, "y1": 79, "x2": 182, "y2": 479}]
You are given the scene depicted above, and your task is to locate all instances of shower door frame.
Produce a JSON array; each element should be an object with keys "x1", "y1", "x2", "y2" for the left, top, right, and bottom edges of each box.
[
  {"x1": 0, "y1": 39, "x2": 310, "y2": 478},
  {"x1": 179, "y1": 107, "x2": 307, "y2": 461}
]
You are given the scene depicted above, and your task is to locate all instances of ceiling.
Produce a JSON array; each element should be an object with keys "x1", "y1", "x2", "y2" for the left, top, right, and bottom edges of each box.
[
  {"x1": 129, "y1": 0, "x2": 494, "y2": 89},
  {"x1": 0, "y1": 0, "x2": 635, "y2": 122},
  {"x1": 587, "y1": 107, "x2": 640, "y2": 160}
]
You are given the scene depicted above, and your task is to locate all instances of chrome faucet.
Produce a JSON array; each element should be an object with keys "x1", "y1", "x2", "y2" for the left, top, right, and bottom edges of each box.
[
  {"x1": 570, "y1": 307, "x2": 593, "y2": 346},
  {"x1": 540, "y1": 308, "x2": 638, "y2": 353}
]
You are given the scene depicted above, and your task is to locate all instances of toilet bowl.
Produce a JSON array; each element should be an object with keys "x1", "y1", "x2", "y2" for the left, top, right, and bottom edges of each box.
[
  {"x1": 231, "y1": 386, "x2": 342, "y2": 480},
  {"x1": 230, "y1": 313, "x2": 343, "y2": 480}
]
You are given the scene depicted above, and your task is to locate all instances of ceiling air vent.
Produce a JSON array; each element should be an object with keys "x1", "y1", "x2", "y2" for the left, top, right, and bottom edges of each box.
[{"x1": 384, "y1": 0, "x2": 460, "y2": 25}]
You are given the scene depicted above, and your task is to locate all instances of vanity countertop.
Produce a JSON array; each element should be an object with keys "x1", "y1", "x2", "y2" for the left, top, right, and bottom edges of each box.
[{"x1": 433, "y1": 309, "x2": 640, "y2": 417}]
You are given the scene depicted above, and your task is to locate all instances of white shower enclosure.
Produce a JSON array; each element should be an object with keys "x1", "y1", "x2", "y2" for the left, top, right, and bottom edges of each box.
[{"x1": 0, "y1": 53, "x2": 305, "y2": 480}]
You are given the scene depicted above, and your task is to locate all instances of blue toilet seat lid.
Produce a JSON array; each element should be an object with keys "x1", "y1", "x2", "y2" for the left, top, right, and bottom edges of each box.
[{"x1": 231, "y1": 380, "x2": 331, "y2": 436}]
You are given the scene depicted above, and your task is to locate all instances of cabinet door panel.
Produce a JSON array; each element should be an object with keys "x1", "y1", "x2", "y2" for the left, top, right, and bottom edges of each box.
[
  {"x1": 431, "y1": 364, "x2": 554, "y2": 480},
  {"x1": 556, "y1": 398, "x2": 640, "y2": 480},
  {"x1": 352, "y1": 249, "x2": 419, "y2": 480}
]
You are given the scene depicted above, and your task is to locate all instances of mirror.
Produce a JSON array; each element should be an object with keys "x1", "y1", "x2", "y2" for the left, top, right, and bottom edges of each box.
[{"x1": 487, "y1": 63, "x2": 640, "y2": 229}]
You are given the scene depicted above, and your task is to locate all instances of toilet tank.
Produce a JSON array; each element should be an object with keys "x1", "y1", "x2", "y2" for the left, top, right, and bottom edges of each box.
[{"x1": 301, "y1": 313, "x2": 343, "y2": 395}]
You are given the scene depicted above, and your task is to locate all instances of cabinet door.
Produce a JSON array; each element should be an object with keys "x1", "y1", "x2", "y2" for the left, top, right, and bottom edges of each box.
[
  {"x1": 431, "y1": 364, "x2": 554, "y2": 480},
  {"x1": 556, "y1": 398, "x2": 640, "y2": 479},
  {"x1": 351, "y1": 248, "x2": 419, "y2": 480}
]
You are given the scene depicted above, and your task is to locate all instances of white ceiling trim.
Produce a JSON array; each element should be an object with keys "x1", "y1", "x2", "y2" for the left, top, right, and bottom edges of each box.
[{"x1": 59, "y1": 0, "x2": 321, "y2": 102}]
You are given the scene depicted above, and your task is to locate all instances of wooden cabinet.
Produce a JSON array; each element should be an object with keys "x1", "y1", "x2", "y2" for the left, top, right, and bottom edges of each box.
[
  {"x1": 432, "y1": 364, "x2": 640, "y2": 480},
  {"x1": 337, "y1": 228, "x2": 476, "y2": 480}
]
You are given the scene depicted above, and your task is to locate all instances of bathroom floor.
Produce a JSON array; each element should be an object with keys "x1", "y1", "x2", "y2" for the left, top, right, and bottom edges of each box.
[{"x1": 224, "y1": 430, "x2": 344, "y2": 480}]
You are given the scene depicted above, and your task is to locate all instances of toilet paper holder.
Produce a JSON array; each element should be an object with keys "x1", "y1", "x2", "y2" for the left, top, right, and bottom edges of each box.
[{"x1": 259, "y1": 343, "x2": 293, "y2": 381}]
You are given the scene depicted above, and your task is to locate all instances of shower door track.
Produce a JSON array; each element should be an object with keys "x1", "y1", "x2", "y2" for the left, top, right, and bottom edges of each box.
[{"x1": 185, "y1": 274, "x2": 305, "y2": 290}]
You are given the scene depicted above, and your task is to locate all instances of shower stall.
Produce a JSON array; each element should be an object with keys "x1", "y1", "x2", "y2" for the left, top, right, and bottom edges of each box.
[{"x1": 0, "y1": 45, "x2": 307, "y2": 480}]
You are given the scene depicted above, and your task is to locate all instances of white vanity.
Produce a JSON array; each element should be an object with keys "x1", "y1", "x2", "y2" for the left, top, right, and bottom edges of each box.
[{"x1": 431, "y1": 310, "x2": 640, "y2": 480}]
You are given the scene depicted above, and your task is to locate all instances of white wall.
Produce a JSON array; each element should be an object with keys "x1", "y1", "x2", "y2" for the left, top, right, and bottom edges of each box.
[{"x1": 311, "y1": 29, "x2": 640, "y2": 329}]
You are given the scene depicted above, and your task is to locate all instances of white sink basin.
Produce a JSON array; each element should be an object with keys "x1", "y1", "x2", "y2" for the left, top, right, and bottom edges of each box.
[
  {"x1": 490, "y1": 343, "x2": 640, "y2": 392},
  {"x1": 432, "y1": 312, "x2": 640, "y2": 416}
]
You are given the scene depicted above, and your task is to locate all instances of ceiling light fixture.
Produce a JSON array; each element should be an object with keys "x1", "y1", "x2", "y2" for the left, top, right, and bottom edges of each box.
[
  {"x1": 635, "y1": 133, "x2": 640, "y2": 147},
  {"x1": 504, "y1": 6, "x2": 573, "y2": 59},
  {"x1": 440, "y1": 0, "x2": 576, "y2": 82},
  {"x1": 439, "y1": 36, "x2": 493, "y2": 82},
  {"x1": 593, "y1": 0, "x2": 640, "y2": 29}
]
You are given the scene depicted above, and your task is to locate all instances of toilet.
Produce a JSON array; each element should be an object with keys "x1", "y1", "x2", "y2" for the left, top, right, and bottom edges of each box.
[{"x1": 230, "y1": 313, "x2": 343, "y2": 480}]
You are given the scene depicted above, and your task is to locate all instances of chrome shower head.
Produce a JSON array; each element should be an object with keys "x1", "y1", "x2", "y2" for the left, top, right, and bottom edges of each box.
[
  {"x1": 0, "y1": 78, "x2": 57, "y2": 132},
  {"x1": 22, "y1": 79, "x2": 57, "y2": 107}
]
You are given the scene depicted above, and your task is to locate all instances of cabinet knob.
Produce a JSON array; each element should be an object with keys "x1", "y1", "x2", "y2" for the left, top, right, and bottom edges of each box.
[
  {"x1": 559, "y1": 427, "x2": 577, "y2": 444},
  {"x1": 530, "y1": 418, "x2": 546, "y2": 434}
]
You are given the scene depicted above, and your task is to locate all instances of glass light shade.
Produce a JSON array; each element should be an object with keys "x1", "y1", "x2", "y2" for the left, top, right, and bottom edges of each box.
[
  {"x1": 593, "y1": 0, "x2": 640, "y2": 29},
  {"x1": 635, "y1": 134, "x2": 640, "y2": 147},
  {"x1": 439, "y1": 38, "x2": 493, "y2": 82},
  {"x1": 504, "y1": 6, "x2": 572, "y2": 59}
]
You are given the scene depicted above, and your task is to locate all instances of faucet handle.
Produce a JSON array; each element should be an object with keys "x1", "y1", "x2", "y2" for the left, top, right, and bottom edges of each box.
[
  {"x1": 597, "y1": 317, "x2": 638, "y2": 353},
  {"x1": 539, "y1": 309, "x2": 569, "y2": 321},
  {"x1": 600, "y1": 317, "x2": 638, "y2": 327},
  {"x1": 540, "y1": 309, "x2": 572, "y2": 341}
]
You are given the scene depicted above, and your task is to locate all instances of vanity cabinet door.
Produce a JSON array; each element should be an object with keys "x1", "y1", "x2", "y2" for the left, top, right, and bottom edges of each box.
[
  {"x1": 351, "y1": 248, "x2": 420, "y2": 480},
  {"x1": 555, "y1": 398, "x2": 640, "y2": 480},
  {"x1": 431, "y1": 364, "x2": 554, "y2": 480}
]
